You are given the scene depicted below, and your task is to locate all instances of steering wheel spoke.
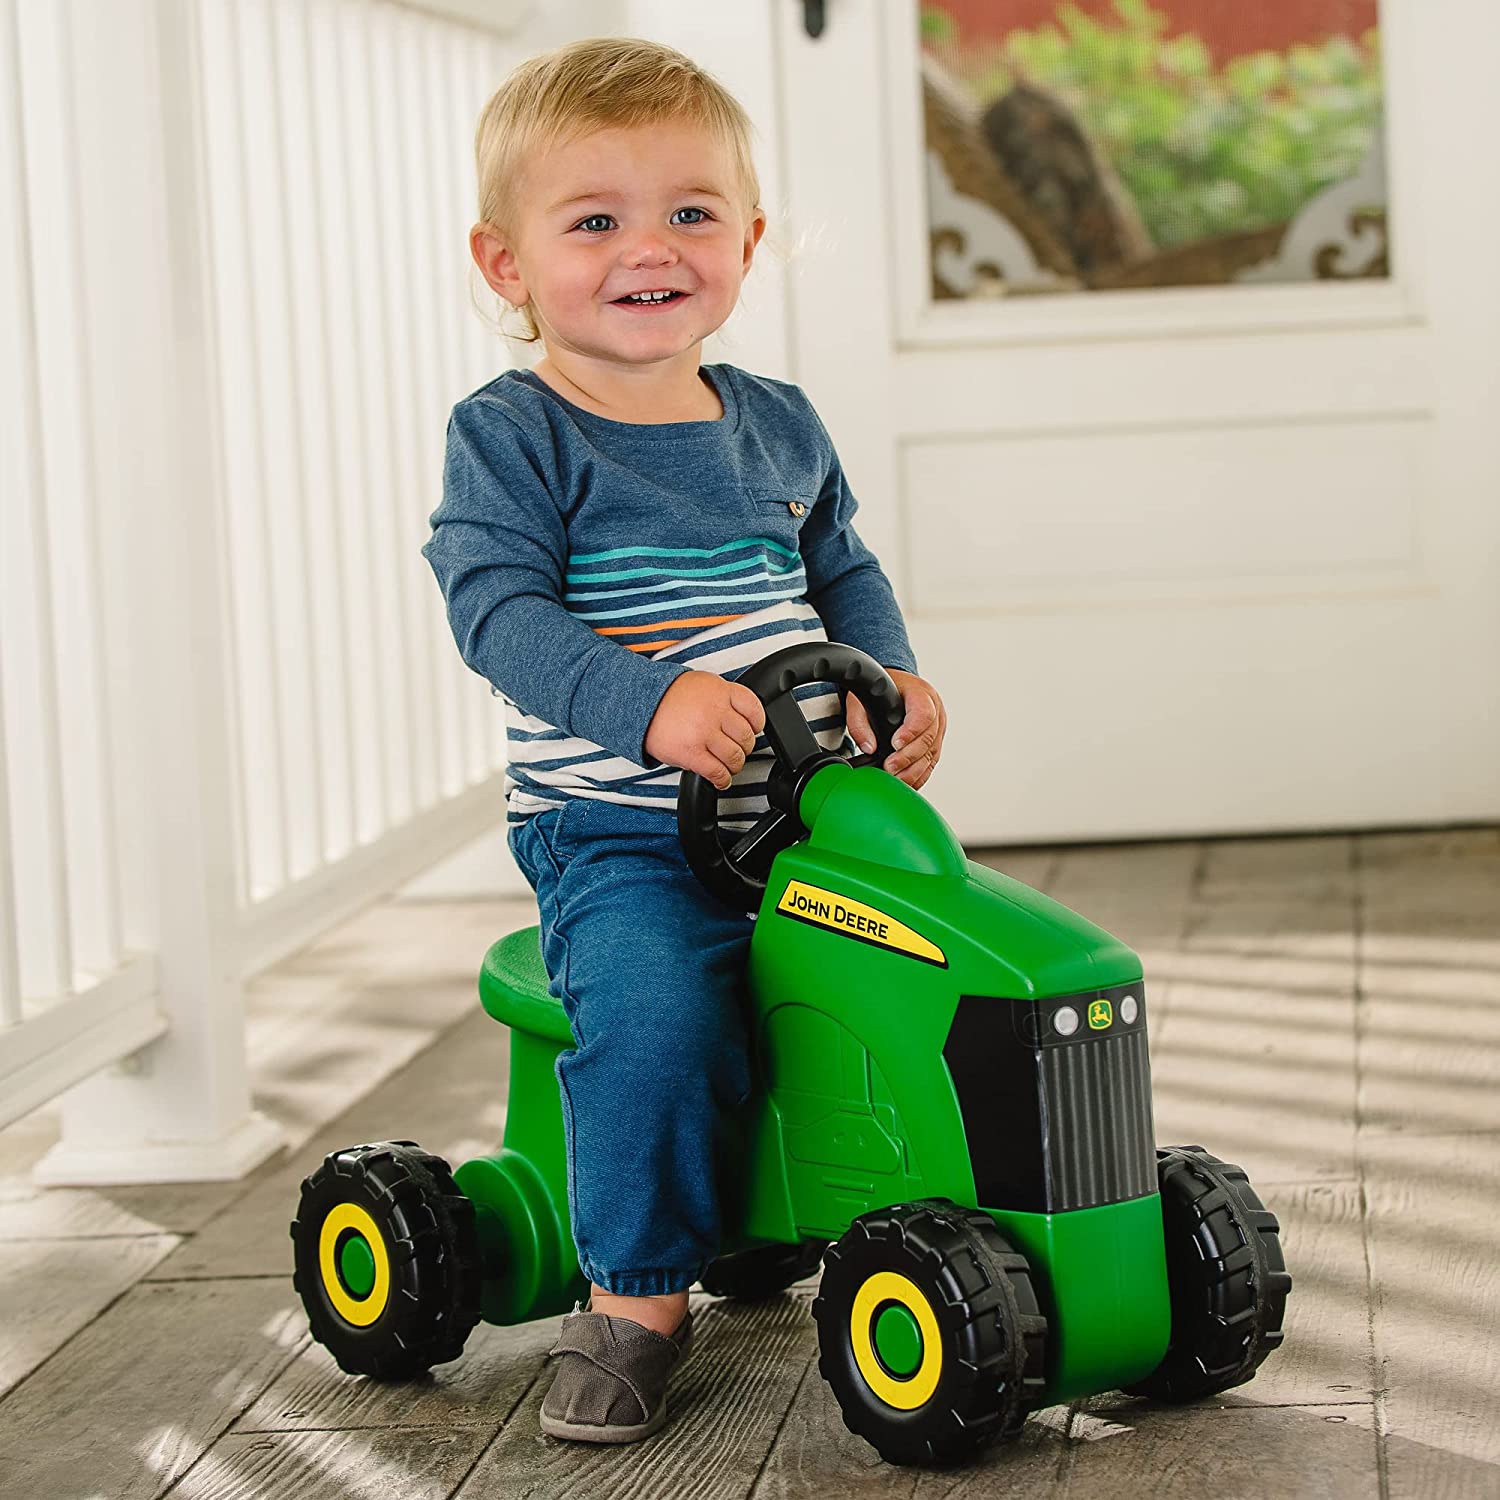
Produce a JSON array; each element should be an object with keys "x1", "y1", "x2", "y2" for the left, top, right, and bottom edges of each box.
[
  {"x1": 726, "y1": 808, "x2": 803, "y2": 881},
  {"x1": 763, "y1": 692, "x2": 822, "y2": 770}
]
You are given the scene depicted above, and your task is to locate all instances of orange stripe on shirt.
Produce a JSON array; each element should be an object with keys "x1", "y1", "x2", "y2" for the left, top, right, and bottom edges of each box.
[
  {"x1": 623, "y1": 639, "x2": 682, "y2": 654},
  {"x1": 594, "y1": 614, "x2": 743, "y2": 636}
]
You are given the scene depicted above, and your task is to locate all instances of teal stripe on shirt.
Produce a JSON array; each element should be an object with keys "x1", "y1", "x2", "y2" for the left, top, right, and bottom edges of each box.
[
  {"x1": 566, "y1": 566, "x2": 806, "y2": 604},
  {"x1": 566, "y1": 552, "x2": 802, "y2": 585}
]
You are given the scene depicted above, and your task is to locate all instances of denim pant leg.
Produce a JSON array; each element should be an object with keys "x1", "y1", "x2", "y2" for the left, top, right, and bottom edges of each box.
[{"x1": 508, "y1": 798, "x2": 754, "y2": 1297}]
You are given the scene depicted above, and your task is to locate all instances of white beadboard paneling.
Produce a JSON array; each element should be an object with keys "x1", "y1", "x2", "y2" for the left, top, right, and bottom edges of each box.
[
  {"x1": 431, "y1": 21, "x2": 487, "y2": 792},
  {"x1": 387, "y1": 0, "x2": 531, "y2": 35},
  {"x1": 400, "y1": 12, "x2": 465, "y2": 805},
  {"x1": 237, "y1": 0, "x2": 324, "y2": 889},
  {"x1": 198, "y1": 0, "x2": 526, "y2": 940},
  {"x1": 2, "y1": 0, "x2": 556, "y2": 1155},
  {"x1": 903, "y1": 415, "x2": 1431, "y2": 614},
  {"x1": 0, "y1": 0, "x2": 35, "y2": 1022},
  {"x1": 198, "y1": 0, "x2": 287, "y2": 901},
  {"x1": 368, "y1": 3, "x2": 439, "y2": 817},
  {"x1": 194, "y1": 0, "x2": 525, "y2": 920},
  {"x1": 271, "y1": 0, "x2": 354, "y2": 866},
  {"x1": 343, "y1": 0, "x2": 418, "y2": 831},
  {"x1": 15, "y1": 0, "x2": 121, "y2": 982},
  {"x1": 308, "y1": 0, "x2": 388, "y2": 849},
  {"x1": 4, "y1": 0, "x2": 73, "y2": 1006}
]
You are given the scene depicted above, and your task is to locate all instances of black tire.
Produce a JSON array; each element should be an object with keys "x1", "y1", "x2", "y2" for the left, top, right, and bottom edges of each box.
[
  {"x1": 1124, "y1": 1145, "x2": 1292, "y2": 1403},
  {"x1": 290, "y1": 1139, "x2": 482, "y2": 1379},
  {"x1": 952, "y1": 1209, "x2": 1048, "y2": 1436},
  {"x1": 813, "y1": 1200, "x2": 1047, "y2": 1466},
  {"x1": 700, "y1": 1239, "x2": 827, "y2": 1300}
]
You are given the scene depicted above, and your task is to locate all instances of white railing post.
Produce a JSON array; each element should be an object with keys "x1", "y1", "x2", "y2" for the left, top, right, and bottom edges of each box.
[{"x1": 33, "y1": 0, "x2": 283, "y2": 1184}]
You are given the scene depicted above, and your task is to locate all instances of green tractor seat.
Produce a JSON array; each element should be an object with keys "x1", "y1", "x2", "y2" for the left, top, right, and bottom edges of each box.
[{"x1": 479, "y1": 926, "x2": 572, "y2": 1045}]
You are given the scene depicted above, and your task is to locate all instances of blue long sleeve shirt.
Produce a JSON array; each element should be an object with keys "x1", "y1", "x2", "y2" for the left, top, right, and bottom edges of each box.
[{"x1": 422, "y1": 361, "x2": 917, "y2": 823}]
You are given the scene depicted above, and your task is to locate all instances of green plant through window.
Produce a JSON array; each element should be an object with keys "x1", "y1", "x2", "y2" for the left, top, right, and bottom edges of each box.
[{"x1": 921, "y1": 0, "x2": 1383, "y2": 249}]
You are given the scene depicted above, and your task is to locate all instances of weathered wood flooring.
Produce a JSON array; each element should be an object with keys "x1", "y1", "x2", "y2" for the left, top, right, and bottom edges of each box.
[{"x1": 1, "y1": 830, "x2": 1497, "y2": 1499}]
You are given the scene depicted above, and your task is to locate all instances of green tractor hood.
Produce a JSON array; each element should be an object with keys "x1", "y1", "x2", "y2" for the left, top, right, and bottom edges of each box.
[{"x1": 786, "y1": 760, "x2": 1142, "y2": 1000}]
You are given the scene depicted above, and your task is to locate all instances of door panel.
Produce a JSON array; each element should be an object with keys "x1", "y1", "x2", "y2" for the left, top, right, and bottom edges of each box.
[{"x1": 777, "y1": 0, "x2": 1499, "y2": 841}]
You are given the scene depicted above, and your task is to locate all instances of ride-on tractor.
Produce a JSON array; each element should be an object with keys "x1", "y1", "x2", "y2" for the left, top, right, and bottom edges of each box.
[{"x1": 292, "y1": 643, "x2": 1291, "y2": 1465}]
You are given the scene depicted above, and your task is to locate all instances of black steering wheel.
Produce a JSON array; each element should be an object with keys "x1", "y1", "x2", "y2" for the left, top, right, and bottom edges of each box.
[{"x1": 677, "y1": 642, "x2": 905, "y2": 912}]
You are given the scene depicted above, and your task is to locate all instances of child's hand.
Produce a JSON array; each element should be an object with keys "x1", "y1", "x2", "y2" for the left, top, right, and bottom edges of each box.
[
  {"x1": 846, "y1": 668, "x2": 946, "y2": 791},
  {"x1": 645, "y1": 671, "x2": 767, "y2": 791}
]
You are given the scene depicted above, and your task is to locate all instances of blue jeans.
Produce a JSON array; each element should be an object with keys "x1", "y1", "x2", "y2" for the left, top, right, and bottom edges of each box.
[{"x1": 508, "y1": 797, "x2": 755, "y2": 1295}]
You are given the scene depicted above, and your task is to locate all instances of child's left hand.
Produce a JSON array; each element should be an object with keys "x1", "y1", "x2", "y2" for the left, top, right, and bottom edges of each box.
[{"x1": 845, "y1": 668, "x2": 947, "y2": 791}]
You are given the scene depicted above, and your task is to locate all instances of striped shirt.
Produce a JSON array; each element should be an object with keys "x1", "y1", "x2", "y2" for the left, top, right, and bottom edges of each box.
[{"x1": 423, "y1": 363, "x2": 917, "y2": 825}]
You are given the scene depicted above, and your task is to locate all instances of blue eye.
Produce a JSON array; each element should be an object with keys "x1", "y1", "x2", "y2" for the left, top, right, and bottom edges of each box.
[{"x1": 572, "y1": 207, "x2": 713, "y2": 235}]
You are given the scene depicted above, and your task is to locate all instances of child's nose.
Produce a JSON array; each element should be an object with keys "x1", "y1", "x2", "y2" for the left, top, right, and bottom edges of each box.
[{"x1": 622, "y1": 232, "x2": 677, "y2": 268}]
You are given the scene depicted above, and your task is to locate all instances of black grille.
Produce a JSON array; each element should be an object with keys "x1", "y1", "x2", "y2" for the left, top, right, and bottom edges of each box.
[
  {"x1": 1041, "y1": 1028, "x2": 1155, "y2": 1209},
  {"x1": 944, "y1": 983, "x2": 1156, "y2": 1214}
]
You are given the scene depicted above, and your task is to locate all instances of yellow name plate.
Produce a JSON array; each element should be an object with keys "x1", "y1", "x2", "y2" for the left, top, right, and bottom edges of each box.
[{"x1": 776, "y1": 880, "x2": 947, "y2": 968}]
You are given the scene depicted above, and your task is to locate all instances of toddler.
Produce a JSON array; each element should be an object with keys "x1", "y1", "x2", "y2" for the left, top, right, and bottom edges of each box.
[{"x1": 423, "y1": 36, "x2": 946, "y2": 1444}]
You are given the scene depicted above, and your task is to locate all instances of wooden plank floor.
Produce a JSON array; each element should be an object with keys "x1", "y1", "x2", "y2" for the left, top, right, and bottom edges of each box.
[{"x1": 1, "y1": 830, "x2": 1498, "y2": 1499}]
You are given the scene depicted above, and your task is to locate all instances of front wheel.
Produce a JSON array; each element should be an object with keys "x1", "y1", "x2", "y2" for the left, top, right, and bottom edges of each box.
[
  {"x1": 813, "y1": 1201, "x2": 1046, "y2": 1466},
  {"x1": 1125, "y1": 1145, "x2": 1292, "y2": 1403},
  {"x1": 291, "y1": 1140, "x2": 482, "y2": 1379}
]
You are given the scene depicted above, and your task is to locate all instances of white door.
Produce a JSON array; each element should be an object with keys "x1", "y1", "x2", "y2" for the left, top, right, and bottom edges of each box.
[{"x1": 775, "y1": 0, "x2": 1500, "y2": 844}]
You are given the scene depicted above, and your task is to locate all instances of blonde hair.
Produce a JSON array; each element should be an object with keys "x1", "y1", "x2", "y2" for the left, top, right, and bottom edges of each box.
[{"x1": 473, "y1": 37, "x2": 765, "y2": 344}]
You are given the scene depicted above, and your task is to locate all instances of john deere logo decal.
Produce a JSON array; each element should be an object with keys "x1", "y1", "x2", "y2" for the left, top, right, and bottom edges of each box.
[
  {"x1": 776, "y1": 880, "x2": 947, "y2": 968},
  {"x1": 1088, "y1": 999, "x2": 1113, "y2": 1030}
]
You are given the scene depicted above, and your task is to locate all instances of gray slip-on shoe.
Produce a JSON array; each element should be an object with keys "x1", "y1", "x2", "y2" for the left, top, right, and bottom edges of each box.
[{"x1": 539, "y1": 1306, "x2": 694, "y2": 1444}]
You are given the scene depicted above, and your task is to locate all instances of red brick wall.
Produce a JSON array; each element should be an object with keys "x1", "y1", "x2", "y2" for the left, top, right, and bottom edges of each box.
[{"x1": 931, "y1": 1, "x2": 1380, "y2": 65}]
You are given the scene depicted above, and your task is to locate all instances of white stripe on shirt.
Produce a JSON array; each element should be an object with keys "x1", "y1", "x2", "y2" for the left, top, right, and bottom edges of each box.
[{"x1": 503, "y1": 599, "x2": 848, "y2": 827}]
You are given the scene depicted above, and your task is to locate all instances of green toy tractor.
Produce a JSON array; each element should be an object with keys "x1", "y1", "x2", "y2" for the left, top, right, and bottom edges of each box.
[{"x1": 291, "y1": 643, "x2": 1290, "y2": 1465}]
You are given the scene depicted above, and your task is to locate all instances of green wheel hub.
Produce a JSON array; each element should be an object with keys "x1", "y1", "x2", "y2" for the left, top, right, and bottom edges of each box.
[
  {"x1": 872, "y1": 1299, "x2": 924, "y2": 1378},
  {"x1": 338, "y1": 1231, "x2": 377, "y2": 1298}
]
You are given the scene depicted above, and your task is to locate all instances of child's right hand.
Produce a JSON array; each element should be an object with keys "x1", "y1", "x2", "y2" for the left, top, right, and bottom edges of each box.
[{"x1": 645, "y1": 671, "x2": 766, "y2": 791}]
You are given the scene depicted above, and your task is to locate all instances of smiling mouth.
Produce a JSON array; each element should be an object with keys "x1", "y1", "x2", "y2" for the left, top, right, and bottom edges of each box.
[{"x1": 611, "y1": 290, "x2": 688, "y2": 306}]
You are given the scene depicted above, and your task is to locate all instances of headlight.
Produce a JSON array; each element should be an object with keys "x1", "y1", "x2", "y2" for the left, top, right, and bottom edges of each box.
[
  {"x1": 1052, "y1": 1005, "x2": 1080, "y2": 1037},
  {"x1": 1120, "y1": 993, "x2": 1139, "y2": 1024}
]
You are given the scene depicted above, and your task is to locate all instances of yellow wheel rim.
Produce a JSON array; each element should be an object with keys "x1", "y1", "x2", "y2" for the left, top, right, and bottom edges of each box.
[
  {"x1": 317, "y1": 1203, "x2": 391, "y2": 1327},
  {"x1": 850, "y1": 1271, "x2": 943, "y2": 1410}
]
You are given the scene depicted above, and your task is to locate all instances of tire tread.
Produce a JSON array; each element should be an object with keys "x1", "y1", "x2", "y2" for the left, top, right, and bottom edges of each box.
[
  {"x1": 812, "y1": 1199, "x2": 1048, "y2": 1466},
  {"x1": 1124, "y1": 1145, "x2": 1291, "y2": 1403},
  {"x1": 290, "y1": 1140, "x2": 482, "y2": 1380}
]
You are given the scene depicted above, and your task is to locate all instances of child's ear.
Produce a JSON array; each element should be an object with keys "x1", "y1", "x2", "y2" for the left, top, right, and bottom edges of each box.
[
  {"x1": 742, "y1": 209, "x2": 768, "y2": 274},
  {"x1": 470, "y1": 223, "x2": 528, "y2": 307}
]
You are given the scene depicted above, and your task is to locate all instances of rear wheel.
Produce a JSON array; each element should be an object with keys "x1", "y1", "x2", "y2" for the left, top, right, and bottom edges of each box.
[
  {"x1": 699, "y1": 1239, "x2": 826, "y2": 1300},
  {"x1": 1125, "y1": 1145, "x2": 1292, "y2": 1402},
  {"x1": 813, "y1": 1200, "x2": 1046, "y2": 1466},
  {"x1": 291, "y1": 1140, "x2": 482, "y2": 1379}
]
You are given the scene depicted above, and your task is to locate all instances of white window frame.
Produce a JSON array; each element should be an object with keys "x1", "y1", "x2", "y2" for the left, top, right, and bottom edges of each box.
[{"x1": 881, "y1": 0, "x2": 1423, "y2": 350}]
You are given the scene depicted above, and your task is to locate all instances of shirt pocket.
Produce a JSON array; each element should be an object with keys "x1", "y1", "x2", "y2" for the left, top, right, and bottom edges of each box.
[{"x1": 744, "y1": 486, "x2": 815, "y2": 562}]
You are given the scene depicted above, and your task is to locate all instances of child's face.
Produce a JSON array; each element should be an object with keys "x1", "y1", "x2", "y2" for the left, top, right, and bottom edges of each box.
[{"x1": 475, "y1": 120, "x2": 765, "y2": 369}]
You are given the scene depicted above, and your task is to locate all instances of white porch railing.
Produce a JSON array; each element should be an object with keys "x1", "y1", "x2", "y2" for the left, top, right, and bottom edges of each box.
[
  {"x1": 195, "y1": 0, "x2": 515, "y2": 971},
  {"x1": 0, "y1": 0, "x2": 168, "y2": 1132},
  {"x1": 0, "y1": 0, "x2": 526, "y2": 1179}
]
